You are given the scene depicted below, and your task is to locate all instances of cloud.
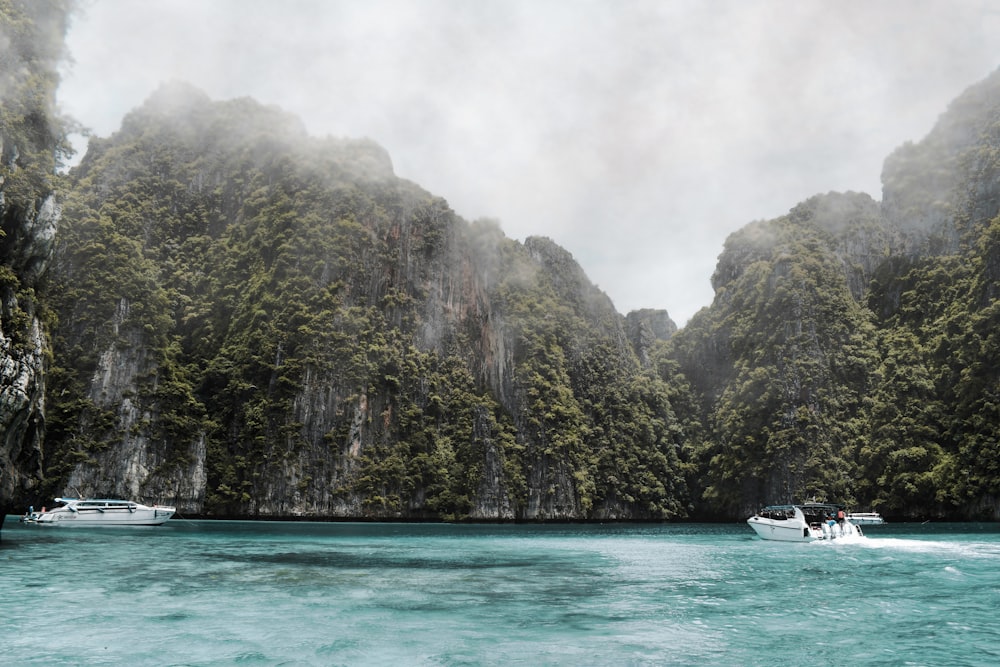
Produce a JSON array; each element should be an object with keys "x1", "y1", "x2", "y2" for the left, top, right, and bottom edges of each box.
[{"x1": 59, "y1": 0, "x2": 1000, "y2": 325}]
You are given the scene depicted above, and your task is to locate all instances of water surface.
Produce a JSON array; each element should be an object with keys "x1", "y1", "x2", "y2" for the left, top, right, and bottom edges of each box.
[{"x1": 2, "y1": 518, "x2": 998, "y2": 665}]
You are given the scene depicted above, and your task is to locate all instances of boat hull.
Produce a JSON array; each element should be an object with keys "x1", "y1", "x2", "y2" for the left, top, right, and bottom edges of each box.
[
  {"x1": 33, "y1": 509, "x2": 175, "y2": 526},
  {"x1": 747, "y1": 516, "x2": 816, "y2": 542}
]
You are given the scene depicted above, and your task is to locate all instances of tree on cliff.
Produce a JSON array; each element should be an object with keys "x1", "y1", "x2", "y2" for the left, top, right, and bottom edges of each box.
[
  {"x1": 42, "y1": 84, "x2": 691, "y2": 520},
  {"x1": 0, "y1": 0, "x2": 74, "y2": 520},
  {"x1": 669, "y1": 69, "x2": 1000, "y2": 520},
  {"x1": 669, "y1": 212, "x2": 877, "y2": 518}
]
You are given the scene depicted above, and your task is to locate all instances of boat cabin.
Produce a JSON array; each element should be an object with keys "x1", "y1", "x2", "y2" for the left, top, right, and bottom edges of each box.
[
  {"x1": 55, "y1": 498, "x2": 140, "y2": 512},
  {"x1": 755, "y1": 503, "x2": 845, "y2": 527}
]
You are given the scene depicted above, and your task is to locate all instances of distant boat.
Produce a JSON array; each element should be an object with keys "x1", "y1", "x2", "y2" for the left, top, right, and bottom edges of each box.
[
  {"x1": 747, "y1": 503, "x2": 864, "y2": 542},
  {"x1": 21, "y1": 498, "x2": 175, "y2": 526},
  {"x1": 846, "y1": 511, "x2": 886, "y2": 526}
]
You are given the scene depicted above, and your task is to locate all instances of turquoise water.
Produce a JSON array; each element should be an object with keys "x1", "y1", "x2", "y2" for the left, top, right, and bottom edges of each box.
[{"x1": 2, "y1": 519, "x2": 998, "y2": 666}]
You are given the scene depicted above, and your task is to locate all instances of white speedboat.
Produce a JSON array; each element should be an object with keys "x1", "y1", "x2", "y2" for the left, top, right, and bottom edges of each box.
[
  {"x1": 747, "y1": 503, "x2": 863, "y2": 542},
  {"x1": 847, "y1": 511, "x2": 886, "y2": 525},
  {"x1": 22, "y1": 498, "x2": 175, "y2": 526}
]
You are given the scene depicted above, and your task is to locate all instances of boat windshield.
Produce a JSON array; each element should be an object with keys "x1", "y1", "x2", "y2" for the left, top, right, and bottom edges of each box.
[{"x1": 799, "y1": 503, "x2": 843, "y2": 525}]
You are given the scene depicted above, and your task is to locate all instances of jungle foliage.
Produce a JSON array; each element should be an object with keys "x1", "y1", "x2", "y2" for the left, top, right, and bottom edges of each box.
[
  {"x1": 7, "y1": 0, "x2": 1000, "y2": 521},
  {"x1": 42, "y1": 84, "x2": 690, "y2": 520},
  {"x1": 37, "y1": 72, "x2": 1000, "y2": 521},
  {"x1": 667, "y1": 74, "x2": 1000, "y2": 518},
  {"x1": 0, "y1": 0, "x2": 74, "y2": 337}
]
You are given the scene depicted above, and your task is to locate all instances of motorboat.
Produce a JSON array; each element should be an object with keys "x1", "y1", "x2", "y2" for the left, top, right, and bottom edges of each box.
[
  {"x1": 846, "y1": 511, "x2": 885, "y2": 525},
  {"x1": 21, "y1": 497, "x2": 175, "y2": 526},
  {"x1": 747, "y1": 503, "x2": 864, "y2": 542}
]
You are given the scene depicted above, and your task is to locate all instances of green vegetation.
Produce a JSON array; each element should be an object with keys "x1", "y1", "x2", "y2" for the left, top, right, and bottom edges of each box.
[
  {"x1": 0, "y1": 0, "x2": 75, "y2": 513},
  {"x1": 41, "y1": 85, "x2": 690, "y2": 519},
  {"x1": 669, "y1": 213, "x2": 878, "y2": 517},
  {"x1": 1, "y1": 0, "x2": 74, "y2": 339},
  {"x1": 669, "y1": 157, "x2": 1000, "y2": 519},
  {"x1": 36, "y1": 74, "x2": 1000, "y2": 521},
  {"x1": 5, "y1": 3, "x2": 1000, "y2": 520}
]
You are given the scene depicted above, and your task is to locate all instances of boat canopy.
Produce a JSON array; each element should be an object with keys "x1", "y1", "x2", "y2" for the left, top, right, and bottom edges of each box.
[
  {"x1": 756, "y1": 505, "x2": 798, "y2": 520},
  {"x1": 756, "y1": 503, "x2": 847, "y2": 522},
  {"x1": 799, "y1": 502, "x2": 846, "y2": 513}
]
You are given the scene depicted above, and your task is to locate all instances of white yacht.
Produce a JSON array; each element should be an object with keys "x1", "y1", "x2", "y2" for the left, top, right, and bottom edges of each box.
[
  {"x1": 23, "y1": 498, "x2": 175, "y2": 526},
  {"x1": 846, "y1": 511, "x2": 886, "y2": 525},
  {"x1": 747, "y1": 503, "x2": 864, "y2": 542}
]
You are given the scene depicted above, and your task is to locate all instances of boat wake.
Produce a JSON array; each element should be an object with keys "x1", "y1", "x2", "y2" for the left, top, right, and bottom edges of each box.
[
  {"x1": 848, "y1": 536, "x2": 1000, "y2": 560},
  {"x1": 807, "y1": 532, "x2": 867, "y2": 546}
]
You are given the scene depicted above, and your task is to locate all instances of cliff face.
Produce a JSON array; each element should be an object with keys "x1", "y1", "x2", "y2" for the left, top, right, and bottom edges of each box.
[
  {"x1": 11, "y1": 9, "x2": 1000, "y2": 523},
  {"x1": 671, "y1": 68, "x2": 1000, "y2": 519},
  {"x1": 0, "y1": 0, "x2": 73, "y2": 527},
  {"x1": 0, "y1": 195, "x2": 56, "y2": 511},
  {"x1": 43, "y1": 84, "x2": 686, "y2": 521},
  {"x1": 625, "y1": 309, "x2": 677, "y2": 367},
  {"x1": 882, "y1": 69, "x2": 1000, "y2": 256},
  {"x1": 675, "y1": 201, "x2": 880, "y2": 517}
]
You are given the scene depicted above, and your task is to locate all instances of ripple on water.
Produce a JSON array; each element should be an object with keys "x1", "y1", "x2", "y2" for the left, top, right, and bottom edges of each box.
[{"x1": 2, "y1": 519, "x2": 1000, "y2": 666}]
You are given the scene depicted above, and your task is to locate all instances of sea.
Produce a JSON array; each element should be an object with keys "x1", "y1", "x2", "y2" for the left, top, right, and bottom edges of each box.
[{"x1": 1, "y1": 518, "x2": 998, "y2": 666}]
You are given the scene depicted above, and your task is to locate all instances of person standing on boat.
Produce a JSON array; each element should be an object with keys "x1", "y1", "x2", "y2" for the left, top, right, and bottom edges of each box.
[{"x1": 824, "y1": 512, "x2": 836, "y2": 538}]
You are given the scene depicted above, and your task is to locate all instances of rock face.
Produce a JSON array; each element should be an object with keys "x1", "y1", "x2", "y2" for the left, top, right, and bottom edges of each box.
[
  {"x1": 882, "y1": 68, "x2": 1000, "y2": 256},
  {"x1": 0, "y1": 1, "x2": 73, "y2": 530},
  {"x1": 625, "y1": 309, "x2": 676, "y2": 367},
  {"x1": 61, "y1": 296, "x2": 208, "y2": 513},
  {"x1": 41, "y1": 85, "x2": 686, "y2": 521},
  {"x1": 0, "y1": 266, "x2": 49, "y2": 513},
  {"x1": 1, "y1": 192, "x2": 60, "y2": 508},
  {"x1": 0, "y1": 189, "x2": 59, "y2": 522},
  {"x1": 671, "y1": 68, "x2": 1000, "y2": 520}
]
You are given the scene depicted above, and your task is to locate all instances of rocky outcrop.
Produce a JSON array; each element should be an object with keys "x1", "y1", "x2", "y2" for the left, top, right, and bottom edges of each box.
[
  {"x1": 881, "y1": 66, "x2": 1000, "y2": 255},
  {"x1": 0, "y1": 190, "x2": 61, "y2": 522},
  {"x1": 787, "y1": 192, "x2": 895, "y2": 302},
  {"x1": 39, "y1": 87, "x2": 681, "y2": 522},
  {"x1": 671, "y1": 68, "x2": 1000, "y2": 520},
  {"x1": 60, "y1": 297, "x2": 207, "y2": 512},
  {"x1": 0, "y1": 1, "x2": 74, "y2": 530},
  {"x1": 0, "y1": 299, "x2": 47, "y2": 513},
  {"x1": 625, "y1": 308, "x2": 677, "y2": 367}
]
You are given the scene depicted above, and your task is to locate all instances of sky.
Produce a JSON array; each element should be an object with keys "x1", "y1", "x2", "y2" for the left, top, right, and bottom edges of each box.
[{"x1": 57, "y1": 0, "x2": 1000, "y2": 326}]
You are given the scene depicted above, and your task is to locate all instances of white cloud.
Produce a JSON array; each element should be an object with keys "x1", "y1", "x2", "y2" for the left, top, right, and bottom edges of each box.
[{"x1": 59, "y1": 0, "x2": 1000, "y2": 325}]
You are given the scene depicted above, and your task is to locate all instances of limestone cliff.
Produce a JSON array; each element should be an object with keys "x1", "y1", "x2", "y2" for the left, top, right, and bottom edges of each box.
[
  {"x1": 42, "y1": 85, "x2": 686, "y2": 521},
  {"x1": 0, "y1": 195, "x2": 54, "y2": 514},
  {"x1": 881, "y1": 68, "x2": 1000, "y2": 256},
  {"x1": 0, "y1": 0, "x2": 73, "y2": 530},
  {"x1": 671, "y1": 68, "x2": 1000, "y2": 519},
  {"x1": 625, "y1": 308, "x2": 676, "y2": 367}
]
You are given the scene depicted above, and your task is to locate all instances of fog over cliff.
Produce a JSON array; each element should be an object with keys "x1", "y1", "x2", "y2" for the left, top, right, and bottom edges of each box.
[
  {"x1": 58, "y1": 0, "x2": 1000, "y2": 325},
  {"x1": 5, "y1": 1, "x2": 1000, "y2": 525}
]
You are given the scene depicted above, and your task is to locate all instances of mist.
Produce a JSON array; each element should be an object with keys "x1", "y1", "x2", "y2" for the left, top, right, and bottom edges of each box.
[{"x1": 58, "y1": 0, "x2": 1000, "y2": 325}]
